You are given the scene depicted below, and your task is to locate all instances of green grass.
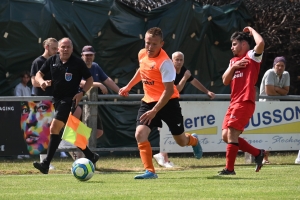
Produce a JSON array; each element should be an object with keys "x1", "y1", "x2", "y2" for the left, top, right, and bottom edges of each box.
[{"x1": 0, "y1": 152, "x2": 299, "y2": 200}]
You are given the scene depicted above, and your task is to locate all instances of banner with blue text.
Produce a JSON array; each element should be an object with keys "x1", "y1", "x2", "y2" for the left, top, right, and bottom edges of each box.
[{"x1": 160, "y1": 101, "x2": 300, "y2": 152}]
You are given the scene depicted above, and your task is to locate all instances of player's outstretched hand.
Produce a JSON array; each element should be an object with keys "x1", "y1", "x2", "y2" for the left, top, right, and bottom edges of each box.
[{"x1": 119, "y1": 86, "x2": 129, "y2": 97}]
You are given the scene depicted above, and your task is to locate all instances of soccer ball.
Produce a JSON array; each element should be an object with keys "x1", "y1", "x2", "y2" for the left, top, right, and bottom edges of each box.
[{"x1": 71, "y1": 158, "x2": 95, "y2": 181}]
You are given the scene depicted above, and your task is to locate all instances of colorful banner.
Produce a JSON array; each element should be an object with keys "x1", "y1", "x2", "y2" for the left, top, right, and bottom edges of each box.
[
  {"x1": 0, "y1": 101, "x2": 54, "y2": 156},
  {"x1": 160, "y1": 101, "x2": 300, "y2": 153}
]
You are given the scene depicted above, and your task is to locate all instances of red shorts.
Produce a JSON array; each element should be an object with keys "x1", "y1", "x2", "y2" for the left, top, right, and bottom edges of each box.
[{"x1": 222, "y1": 101, "x2": 255, "y2": 131}]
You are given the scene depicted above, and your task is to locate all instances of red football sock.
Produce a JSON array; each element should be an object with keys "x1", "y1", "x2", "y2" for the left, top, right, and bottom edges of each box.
[
  {"x1": 225, "y1": 143, "x2": 239, "y2": 171},
  {"x1": 238, "y1": 137, "x2": 260, "y2": 156},
  {"x1": 138, "y1": 141, "x2": 155, "y2": 173}
]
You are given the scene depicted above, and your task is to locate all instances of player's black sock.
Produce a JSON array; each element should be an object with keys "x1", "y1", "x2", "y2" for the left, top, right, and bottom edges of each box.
[
  {"x1": 78, "y1": 146, "x2": 94, "y2": 159},
  {"x1": 43, "y1": 134, "x2": 61, "y2": 166}
]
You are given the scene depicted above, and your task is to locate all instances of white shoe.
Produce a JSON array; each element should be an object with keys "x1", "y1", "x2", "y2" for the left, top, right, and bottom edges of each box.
[
  {"x1": 49, "y1": 164, "x2": 55, "y2": 170},
  {"x1": 295, "y1": 159, "x2": 300, "y2": 164},
  {"x1": 60, "y1": 152, "x2": 68, "y2": 158},
  {"x1": 153, "y1": 153, "x2": 165, "y2": 167},
  {"x1": 262, "y1": 160, "x2": 270, "y2": 164},
  {"x1": 17, "y1": 155, "x2": 30, "y2": 159},
  {"x1": 163, "y1": 161, "x2": 174, "y2": 168}
]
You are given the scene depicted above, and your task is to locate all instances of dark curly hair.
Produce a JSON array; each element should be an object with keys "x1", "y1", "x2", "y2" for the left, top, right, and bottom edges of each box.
[
  {"x1": 230, "y1": 31, "x2": 252, "y2": 45},
  {"x1": 20, "y1": 71, "x2": 30, "y2": 78}
]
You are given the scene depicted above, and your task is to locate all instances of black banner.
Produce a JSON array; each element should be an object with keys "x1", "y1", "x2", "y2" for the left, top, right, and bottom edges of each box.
[{"x1": 0, "y1": 102, "x2": 28, "y2": 156}]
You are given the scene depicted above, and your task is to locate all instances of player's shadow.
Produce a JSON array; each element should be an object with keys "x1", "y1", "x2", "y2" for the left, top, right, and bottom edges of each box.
[
  {"x1": 82, "y1": 180, "x2": 104, "y2": 183},
  {"x1": 206, "y1": 176, "x2": 256, "y2": 180},
  {"x1": 162, "y1": 176, "x2": 203, "y2": 180},
  {"x1": 94, "y1": 168, "x2": 138, "y2": 173}
]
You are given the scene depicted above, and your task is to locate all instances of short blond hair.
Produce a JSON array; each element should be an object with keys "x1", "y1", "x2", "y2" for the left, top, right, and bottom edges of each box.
[
  {"x1": 43, "y1": 37, "x2": 57, "y2": 47},
  {"x1": 146, "y1": 27, "x2": 163, "y2": 39}
]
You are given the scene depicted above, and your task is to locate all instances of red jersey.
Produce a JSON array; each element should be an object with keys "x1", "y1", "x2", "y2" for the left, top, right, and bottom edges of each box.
[{"x1": 229, "y1": 50, "x2": 262, "y2": 104}]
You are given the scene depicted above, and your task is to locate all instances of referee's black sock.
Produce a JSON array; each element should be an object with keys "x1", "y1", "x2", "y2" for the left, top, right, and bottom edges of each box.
[
  {"x1": 78, "y1": 146, "x2": 94, "y2": 159},
  {"x1": 43, "y1": 134, "x2": 62, "y2": 166}
]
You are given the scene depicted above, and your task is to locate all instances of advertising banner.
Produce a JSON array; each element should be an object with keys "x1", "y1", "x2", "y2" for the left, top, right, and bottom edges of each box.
[
  {"x1": 160, "y1": 101, "x2": 300, "y2": 153},
  {"x1": 0, "y1": 102, "x2": 28, "y2": 156},
  {"x1": 0, "y1": 101, "x2": 54, "y2": 156}
]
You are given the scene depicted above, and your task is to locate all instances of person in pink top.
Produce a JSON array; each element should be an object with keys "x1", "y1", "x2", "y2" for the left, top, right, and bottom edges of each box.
[{"x1": 219, "y1": 26, "x2": 265, "y2": 175}]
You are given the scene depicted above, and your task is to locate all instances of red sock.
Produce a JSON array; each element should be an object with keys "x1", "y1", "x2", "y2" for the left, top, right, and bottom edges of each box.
[
  {"x1": 138, "y1": 141, "x2": 155, "y2": 173},
  {"x1": 226, "y1": 144, "x2": 239, "y2": 171},
  {"x1": 238, "y1": 137, "x2": 260, "y2": 156}
]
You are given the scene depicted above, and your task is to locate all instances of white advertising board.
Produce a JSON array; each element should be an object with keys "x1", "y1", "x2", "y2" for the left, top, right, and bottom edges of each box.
[{"x1": 160, "y1": 101, "x2": 300, "y2": 152}]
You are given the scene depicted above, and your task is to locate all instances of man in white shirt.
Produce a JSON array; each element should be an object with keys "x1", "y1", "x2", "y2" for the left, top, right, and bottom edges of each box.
[
  {"x1": 260, "y1": 56, "x2": 290, "y2": 101},
  {"x1": 259, "y1": 56, "x2": 290, "y2": 163},
  {"x1": 14, "y1": 71, "x2": 31, "y2": 96},
  {"x1": 14, "y1": 71, "x2": 31, "y2": 159}
]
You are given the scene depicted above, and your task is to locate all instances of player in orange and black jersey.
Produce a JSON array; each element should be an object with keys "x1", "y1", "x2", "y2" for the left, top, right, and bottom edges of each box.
[{"x1": 119, "y1": 27, "x2": 203, "y2": 179}]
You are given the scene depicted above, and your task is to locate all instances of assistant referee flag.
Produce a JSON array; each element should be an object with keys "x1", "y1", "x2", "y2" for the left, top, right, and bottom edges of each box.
[{"x1": 62, "y1": 114, "x2": 91, "y2": 149}]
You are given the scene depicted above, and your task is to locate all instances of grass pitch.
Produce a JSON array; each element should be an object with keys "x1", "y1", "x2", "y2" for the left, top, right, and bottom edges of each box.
[{"x1": 0, "y1": 152, "x2": 299, "y2": 200}]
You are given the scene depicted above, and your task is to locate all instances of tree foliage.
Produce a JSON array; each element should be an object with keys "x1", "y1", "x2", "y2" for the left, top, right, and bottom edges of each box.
[{"x1": 118, "y1": 0, "x2": 300, "y2": 94}]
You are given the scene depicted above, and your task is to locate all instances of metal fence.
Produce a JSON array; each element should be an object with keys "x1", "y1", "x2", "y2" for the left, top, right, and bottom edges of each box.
[{"x1": 1, "y1": 92, "x2": 299, "y2": 153}]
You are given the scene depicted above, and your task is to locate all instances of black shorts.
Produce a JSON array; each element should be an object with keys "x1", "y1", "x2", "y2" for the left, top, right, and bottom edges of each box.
[
  {"x1": 136, "y1": 98, "x2": 184, "y2": 135},
  {"x1": 53, "y1": 98, "x2": 73, "y2": 124}
]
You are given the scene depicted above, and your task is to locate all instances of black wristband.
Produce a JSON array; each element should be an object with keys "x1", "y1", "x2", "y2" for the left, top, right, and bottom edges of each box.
[{"x1": 80, "y1": 89, "x2": 86, "y2": 96}]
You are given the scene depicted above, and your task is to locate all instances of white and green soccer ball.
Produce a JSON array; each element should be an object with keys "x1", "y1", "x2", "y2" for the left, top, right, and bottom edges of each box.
[{"x1": 71, "y1": 158, "x2": 95, "y2": 181}]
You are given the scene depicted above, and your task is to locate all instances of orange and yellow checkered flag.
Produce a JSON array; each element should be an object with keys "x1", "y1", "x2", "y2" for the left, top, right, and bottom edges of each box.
[{"x1": 62, "y1": 113, "x2": 91, "y2": 150}]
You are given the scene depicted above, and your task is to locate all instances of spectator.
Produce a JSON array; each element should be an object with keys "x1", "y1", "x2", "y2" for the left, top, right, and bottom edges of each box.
[
  {"x1": 14, "y1": 71, "x2": 31, "y2": 159},
  {"x1": 259, "y1": 56, "x2": 290, "y2": 164},
  {"x1": 77, "y1": 45, "x2": 120, "y2": 139},
  {"x1": 153, "y1": 51, "x2": 215, "y2": 168},
  {"x1": 14, "y1": 71, "x2": 31, "y2": 97}
]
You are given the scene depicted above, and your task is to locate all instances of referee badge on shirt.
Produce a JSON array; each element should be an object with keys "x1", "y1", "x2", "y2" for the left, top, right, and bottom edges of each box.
[{"x1": 65, "y1": 73, "x2": 72, "y2": 81}]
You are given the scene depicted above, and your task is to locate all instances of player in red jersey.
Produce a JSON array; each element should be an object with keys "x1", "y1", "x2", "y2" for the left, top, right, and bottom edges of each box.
[{"x1": 219, "y1": 26, "x2": 265, "y2": 175}]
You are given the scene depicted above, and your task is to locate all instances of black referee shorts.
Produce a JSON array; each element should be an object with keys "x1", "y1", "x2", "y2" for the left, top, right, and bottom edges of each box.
[{"x1": 53, "y1": 97, "x2": 73, "y2": 124}]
